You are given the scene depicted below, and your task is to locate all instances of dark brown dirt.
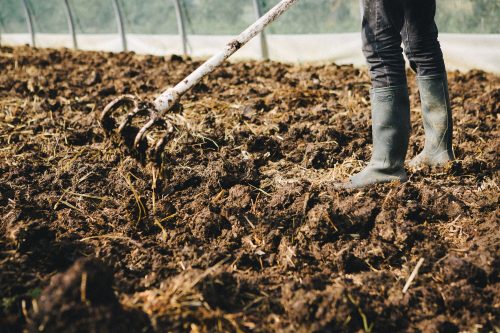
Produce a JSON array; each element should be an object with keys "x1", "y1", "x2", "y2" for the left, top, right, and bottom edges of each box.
[{"x1": 0, "y1": 46, "x2": 498, "y2": 333}]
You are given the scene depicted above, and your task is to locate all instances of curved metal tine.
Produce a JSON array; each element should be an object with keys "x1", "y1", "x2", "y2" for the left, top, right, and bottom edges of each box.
[
  {"x1": 100, "y1": 95, "x2": 138, "y2": 131},
  {"x1": 152, "y1": 121, "x2": 175, "y2": 156},
  {"x1": 133, "y1": 113, "x2": 161, "y2": 148},
  {"x1": 117, "y1": 101, "x2": 153, "y2": 134}
]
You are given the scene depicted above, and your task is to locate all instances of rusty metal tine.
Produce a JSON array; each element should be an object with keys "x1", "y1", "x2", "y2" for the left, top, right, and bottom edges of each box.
[
  {"x1": 117, "y1": 106, "x2": 140, "y2": 133},
  {"x1": 100, "y1": 94, "x2": 137, "y2": 126},
  {"x1": 133, "y1": 115, "x2": 159, "y2": 147},
  {"x1": 119, "y1": 106, "x2": 159, "y2": 135},
  {"x1": 153, "y1": 122, "x2": 175, "y2": 157}
]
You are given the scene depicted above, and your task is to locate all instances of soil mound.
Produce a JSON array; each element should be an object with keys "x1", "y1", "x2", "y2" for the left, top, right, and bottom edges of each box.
[{"x1": 0, "y1": 46, "x2": 498, "y2": 332}]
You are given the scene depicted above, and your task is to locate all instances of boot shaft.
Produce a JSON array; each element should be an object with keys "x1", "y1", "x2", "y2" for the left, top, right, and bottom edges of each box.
[
  {"x1": 417, "y1": 74, "x2": 454, "y2": 158},
  {"x1": 370, "y1": 85, "x2": 411, "y2": 170}
]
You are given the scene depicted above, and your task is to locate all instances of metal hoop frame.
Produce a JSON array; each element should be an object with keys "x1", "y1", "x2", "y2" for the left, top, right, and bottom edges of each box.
[
  {"x1": 111, "y1": 0, "x2": 127, "y2": 51},
  {"x1": 172, "y1": 0, "x2": 188, "y2": 56},
  {"x1": 252, "y1": 0, "x2": 269, "y2": 60},
  {"x1": 13, "y1": 0, "x2": 274, "y2": 60},
  {"x1": 20, "y1": 0, "x2": 35, "y2": 47},
  {"x1": 63, "y1": 0, "x2": 78, "y2": 49}
]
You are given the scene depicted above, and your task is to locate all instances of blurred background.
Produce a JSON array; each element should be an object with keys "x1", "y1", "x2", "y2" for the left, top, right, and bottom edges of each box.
[{"x1": 1, "y1": 0, "x2": 499, "y2": 71}]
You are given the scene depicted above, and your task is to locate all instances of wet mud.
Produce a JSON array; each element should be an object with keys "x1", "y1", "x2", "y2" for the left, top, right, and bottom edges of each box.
[{"x1": 0, "y1": 46, "x2": 498, "y2": 332}]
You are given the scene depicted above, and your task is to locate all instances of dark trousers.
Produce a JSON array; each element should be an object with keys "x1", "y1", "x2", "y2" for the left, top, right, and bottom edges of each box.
[{"x1": 361, "y1": 0, "x2": 446, "y2": 88}]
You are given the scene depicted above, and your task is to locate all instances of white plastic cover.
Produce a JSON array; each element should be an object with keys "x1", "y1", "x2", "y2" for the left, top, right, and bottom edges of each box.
[{"x1": 1, "y1": 33, "x2": 499, "y2": 73}]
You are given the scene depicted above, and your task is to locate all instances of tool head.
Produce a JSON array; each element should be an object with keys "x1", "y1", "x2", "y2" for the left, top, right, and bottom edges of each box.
[{"x1": 99, "y1": 92, "x2": 182, "y2": 161}]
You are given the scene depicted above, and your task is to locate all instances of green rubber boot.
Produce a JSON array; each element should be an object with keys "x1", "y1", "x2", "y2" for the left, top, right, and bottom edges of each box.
[
  {"x1": 409, "y1": 74, "x2": 454, "y2": 167},
  {"x1": 342, "y1": 85, "x2": 411, "y2": 188}
]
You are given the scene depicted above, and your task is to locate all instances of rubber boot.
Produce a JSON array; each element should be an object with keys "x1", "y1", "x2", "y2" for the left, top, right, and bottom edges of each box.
[
  {"x1": 341, "y1": 85, "x2": 411, "y2": 188},
  {"x1": 409, "y1": 74, "x2": 454, "y2": 167}
]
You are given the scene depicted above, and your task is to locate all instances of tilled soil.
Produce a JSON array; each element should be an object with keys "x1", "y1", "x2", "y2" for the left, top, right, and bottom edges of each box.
[{"x1": 0, "y1": 46, "x2": 498, "y2": 333}]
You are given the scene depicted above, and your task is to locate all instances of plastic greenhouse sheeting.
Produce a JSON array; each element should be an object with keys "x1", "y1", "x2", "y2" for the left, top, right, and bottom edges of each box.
[{"x1": 1, "y1": 0, "x2": 499, "y2": 73}]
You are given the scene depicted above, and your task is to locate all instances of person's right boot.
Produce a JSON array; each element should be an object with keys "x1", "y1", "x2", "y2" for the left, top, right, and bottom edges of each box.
[
  {"x1": 339, "y1": 85, "x2": 411, "y2": 188},
  {"x1": 409, "y1": 74, "x2": 454, "y2": 167}
]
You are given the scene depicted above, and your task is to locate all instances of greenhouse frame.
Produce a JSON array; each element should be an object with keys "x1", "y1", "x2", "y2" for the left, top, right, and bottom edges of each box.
[{"x1": 1, "y1": 0, "x2": 499, "y2": 71}]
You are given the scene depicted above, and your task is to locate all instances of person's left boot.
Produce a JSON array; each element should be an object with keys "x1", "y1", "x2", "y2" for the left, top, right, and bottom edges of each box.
[{"x1": 409, "y1": 74, "x2": 454, "y2": 168}]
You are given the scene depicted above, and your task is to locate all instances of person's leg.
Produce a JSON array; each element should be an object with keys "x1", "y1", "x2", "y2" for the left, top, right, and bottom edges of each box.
[
  {"x1": 361, "y1": 0, "x2": 406, "y2": 88},
  {"x1": 344, "y1": 0, "x2": 410, "y2": 188},
  {"x1": 402, "y1": 0, "x2": 454, "y2": 167}
]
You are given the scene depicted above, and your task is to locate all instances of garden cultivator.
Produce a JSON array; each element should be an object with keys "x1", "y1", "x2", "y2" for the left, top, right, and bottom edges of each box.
[{"x1": 100, "y1": 0, "x2": 299, "y2": 158}]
